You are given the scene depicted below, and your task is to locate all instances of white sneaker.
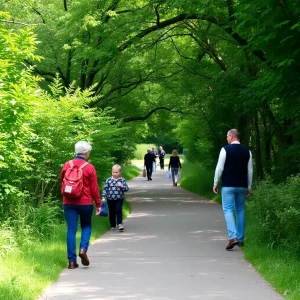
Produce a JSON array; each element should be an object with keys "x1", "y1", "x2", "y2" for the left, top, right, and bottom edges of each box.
[
  {"x1": 110, "y1": 227, "x2": 116, "y2": 231},
  {"x1": 117, "y1": 224, "x2": 124, "y2": 231}
]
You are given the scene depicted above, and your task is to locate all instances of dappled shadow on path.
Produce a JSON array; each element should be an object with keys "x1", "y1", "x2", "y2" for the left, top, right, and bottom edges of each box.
[{"x1": 38, "y1": 170, "x2": 283, "y2": 300}]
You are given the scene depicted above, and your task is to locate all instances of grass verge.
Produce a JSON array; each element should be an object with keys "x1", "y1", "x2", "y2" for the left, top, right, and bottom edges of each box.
[
  {"x1": 179, "y1": 161, "x2": 216, "y2": 200},
  {"x1": 179, "y1": 161, "x2": 297, "y2": 299},
  {"x1": 0, "y1": 164, "x2": 139, "y2": 300},
  {"x1": 134, "y1": 144, "x2": 156, "y2": 159},
  {"x1": 243, "y1": 217, "x2": 300, "y2": 299}
]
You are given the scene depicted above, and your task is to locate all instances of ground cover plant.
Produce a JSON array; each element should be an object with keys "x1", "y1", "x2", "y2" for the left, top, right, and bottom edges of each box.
[
  {"x1": 179, "y1": 161, "x2": 215, "y2": 200},
  {"x1": 1, "y1": 1, "x2": 300, "y2": 299},
  {"x1": 179, "y1": 161, "x2": 300, "y2": 299},
  {"x1": 242, "y1": 175, "x2": 300, "y2": 299},
  {"x1": 0, "y1": 165, "x2": 139, "y2": 300}
]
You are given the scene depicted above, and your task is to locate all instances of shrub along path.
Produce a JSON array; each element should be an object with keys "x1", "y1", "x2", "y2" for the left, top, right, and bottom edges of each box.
[{"x1": 38, "y1": 169, "x2": 282, "y2": 300}]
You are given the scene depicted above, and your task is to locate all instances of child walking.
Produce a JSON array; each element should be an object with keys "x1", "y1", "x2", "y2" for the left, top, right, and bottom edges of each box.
[{"x1": 102, "y1": 164, "x2": 129, "y2": 231}]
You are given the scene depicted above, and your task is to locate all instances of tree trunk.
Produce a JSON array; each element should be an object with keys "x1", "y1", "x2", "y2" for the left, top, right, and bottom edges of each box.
[
  {"x1": 265, "y1": 103, "x2": 285, "y2": 165},
  {"x1": 254, "y1": 113, "x2": 264, "y2": 180},
  {"x1": 261, "y1": 109, "x2": 272, "y2": 175}
]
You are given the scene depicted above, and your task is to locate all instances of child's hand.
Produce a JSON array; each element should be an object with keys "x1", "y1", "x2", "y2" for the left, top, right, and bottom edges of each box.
[{"x1": 117, "y1": 182, "x2": 123, "y2": 188}]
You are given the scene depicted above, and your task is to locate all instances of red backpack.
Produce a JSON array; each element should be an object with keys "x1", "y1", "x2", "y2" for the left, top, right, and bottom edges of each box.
[{"x1": 61, "y1": 160, "x2": 89, "y2": 199}]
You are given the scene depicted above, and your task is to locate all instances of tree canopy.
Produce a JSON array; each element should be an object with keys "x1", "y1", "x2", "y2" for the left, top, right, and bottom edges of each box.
[{"x1": 1, "y1": 0, "x2": 299, "y2": 199}]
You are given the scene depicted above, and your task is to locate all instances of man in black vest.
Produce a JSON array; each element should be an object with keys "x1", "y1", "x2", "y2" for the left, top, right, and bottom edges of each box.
[{"x1": 213, "y1": 129, "x2": 253, "y2": 250}]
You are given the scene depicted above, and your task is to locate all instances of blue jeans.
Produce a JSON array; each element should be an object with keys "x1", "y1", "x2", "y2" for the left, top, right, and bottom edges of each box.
[
  {"x1": 153, "y1": 160, "x2": 157, "y2": 172},
  {"x1": 63, "y1": 204, "x2": 93, "y2": 263},
  {"x1": 171, "y1": 168, "x2": 179, "y2": 184},
  {"x1": 221, "y1": 187, "x2": 247, "y2": 242}
]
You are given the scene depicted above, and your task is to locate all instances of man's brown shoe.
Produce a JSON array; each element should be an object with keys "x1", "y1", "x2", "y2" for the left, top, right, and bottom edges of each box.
[
  {"x1": 68, "y1": 262, "x2": 79, "y2": 269},
  {"x1": 79, "y1": 249, "x2": 90, "y2": 266},
  {"x1": 226, "y1": 238, "x2": 239, "y2": 250},
  {"x1": 238, "y1": 242, "x2": 244, "y2": 247}
]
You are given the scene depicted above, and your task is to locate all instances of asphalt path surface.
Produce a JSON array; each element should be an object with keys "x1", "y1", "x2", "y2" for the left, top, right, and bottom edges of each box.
[{"x1": 38, "y1": 168, "x2": 283, "y2": 300}]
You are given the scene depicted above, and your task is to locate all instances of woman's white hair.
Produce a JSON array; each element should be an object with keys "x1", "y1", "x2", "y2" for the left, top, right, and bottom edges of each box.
[{"x1": 75, "y1": 141, "x2": 92, "y2": 155}]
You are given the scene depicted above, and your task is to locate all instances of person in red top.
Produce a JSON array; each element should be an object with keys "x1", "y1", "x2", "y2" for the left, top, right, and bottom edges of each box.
[{"x1": 60, "y1": 141, "x2": 101, "y2": 269}]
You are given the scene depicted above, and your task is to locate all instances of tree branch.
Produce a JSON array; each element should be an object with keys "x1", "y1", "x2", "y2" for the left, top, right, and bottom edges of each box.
[
  {"x1": 154, "y1": 3, "x2": 161, "y2": 25},
  {"x1": 24, "y1": 60, "x2": 56, "y2": 78},
  {"x1": 117, "y1": 13, "x2": 267, "y2": 63},
  {"x1": 104, "y1": 0, "x2": 121, "y2": 22},
  {"x1": 176, "y1": 63, "x2": 213, "y2": 80},
  {"x1": 63, "y1": 0, "x2": 68, "y2": 12},
  {"x1": 32, "y1": 8, "x2": 46, "y2": 24},
  {"x1": 90, "y1": 76, "x2": 145, "y2": 107},
  {"x1": 226, "y1": 0, "x2": 236, "y2": 23},
  {"x1": 122, "y1": 107, "x2": 183, "y2": 122},
  {"x1": 0, "y1": 19, "x2": 39, "y2": 26},
  {"x1": 170, "y1": 36, "x2": 197, "y2": 61}
]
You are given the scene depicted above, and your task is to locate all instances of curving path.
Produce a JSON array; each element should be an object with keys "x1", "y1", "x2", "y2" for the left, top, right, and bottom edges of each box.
[{"x1": 38, "y1": 169, "x2": 283, "y2": 300}]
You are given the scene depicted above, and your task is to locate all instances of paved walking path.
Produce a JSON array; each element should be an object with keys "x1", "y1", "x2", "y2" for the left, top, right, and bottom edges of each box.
[{"x1": 39, "y1": 169, "x2": 283, "y2": 300}]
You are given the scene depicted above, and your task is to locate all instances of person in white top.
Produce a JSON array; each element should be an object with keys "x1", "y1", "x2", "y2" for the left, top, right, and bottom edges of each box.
[{"x1": 213, "y1": 129, "x2": 253, "y2": 250}]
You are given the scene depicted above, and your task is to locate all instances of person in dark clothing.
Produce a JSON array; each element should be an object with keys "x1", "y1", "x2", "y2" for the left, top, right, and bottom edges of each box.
[
  {"x1": 213, "y1": 129, "x2": 253, "y2": 250},
  {"x1": 158, "y1": 146, "x2": 166, "y2": 170},
  {"x1": 168, "y1": 149, "x2": 182, "y2": 186},
  {"x1": 144, "y1": 149, "x2": 156, "y2": 181},
  {"x1": 151, "y1": 147, "x2": 159, "y2": 172}
]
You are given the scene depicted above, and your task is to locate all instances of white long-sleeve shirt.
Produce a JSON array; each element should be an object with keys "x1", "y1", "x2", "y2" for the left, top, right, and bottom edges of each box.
[{"x1": 213, "y1": 141, "x2": 253, "y2": 189}]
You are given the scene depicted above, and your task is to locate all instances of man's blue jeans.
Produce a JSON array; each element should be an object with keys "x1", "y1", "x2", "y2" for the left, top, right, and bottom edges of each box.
[
  {"x1": 63, "y1": 204, "x2": 93, "y2": 263},
  {"x1": 221, "y1": 187, "x2": 247, "y2": 242}
]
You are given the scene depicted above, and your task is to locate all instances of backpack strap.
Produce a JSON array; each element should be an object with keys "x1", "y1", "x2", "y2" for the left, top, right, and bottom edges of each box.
[
  {"x1": 79, "y1": 162, "x2": 89, "y2": 170},
  {"x1": 68, "y1": 160, "x2": 89, "y2": 169}
]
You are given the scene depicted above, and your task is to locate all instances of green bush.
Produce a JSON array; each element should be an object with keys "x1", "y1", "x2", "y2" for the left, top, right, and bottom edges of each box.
[
  {"x1": 25, "y1": 201, "x2": 63, "y2": 240},
  {"x1": 247, "y1": 175, "x2": 300, "y2": 253},
  {"x1": 180, "y1": 160, "x2": 215, "y2": 199},
  {"x1": 0, "y1": 23, "x2": 137, "y2": 257},
  {"x1": 0, "y1": 221, "x2": 18, "y2": 258}
]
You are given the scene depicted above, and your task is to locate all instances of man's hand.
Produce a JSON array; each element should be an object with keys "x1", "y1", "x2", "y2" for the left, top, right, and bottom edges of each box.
[
  {"x1": 96, "y1": 207, "x2": 101, "y2": 215},
  {"x1": 246, "y1": 188, "x2": 251, "y2": 198},
  {"x1": 213, "y1": 185, "x2": 218, "y2": 194}
]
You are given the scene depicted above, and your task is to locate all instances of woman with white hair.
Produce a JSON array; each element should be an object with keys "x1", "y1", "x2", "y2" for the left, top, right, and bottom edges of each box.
[{"x1": 60, "y1": 141, "x2": 101, "y2": 269}]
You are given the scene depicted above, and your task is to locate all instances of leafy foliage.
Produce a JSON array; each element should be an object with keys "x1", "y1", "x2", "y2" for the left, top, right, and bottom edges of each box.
[
  {"x1": 247, "y1": 175, "x2": 300, "y2": 254},
  {"x1": 0, "y1": 1, "x2": 300, "y2": 296},
  {"x1": 0, "y1": 19, "x2": 135, "y2": 248}
]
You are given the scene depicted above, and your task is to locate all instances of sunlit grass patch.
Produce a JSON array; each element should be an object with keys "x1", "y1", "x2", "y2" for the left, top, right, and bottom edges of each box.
[
  {"x1": 243, "y1": 226, "x2": 300, "y2": 299},
  {"x1": 179, "y1": 161, "x2": 215, "y2": 200},
  {"x1": 121, "y1": 164, "x2": 141, "y2": 179},
  {"x1": 134, "y1": 144, "x2": 156, "y2": 159},
  {"x1": 0, "y1": 164, "x2": 138, "y2": 300}
]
